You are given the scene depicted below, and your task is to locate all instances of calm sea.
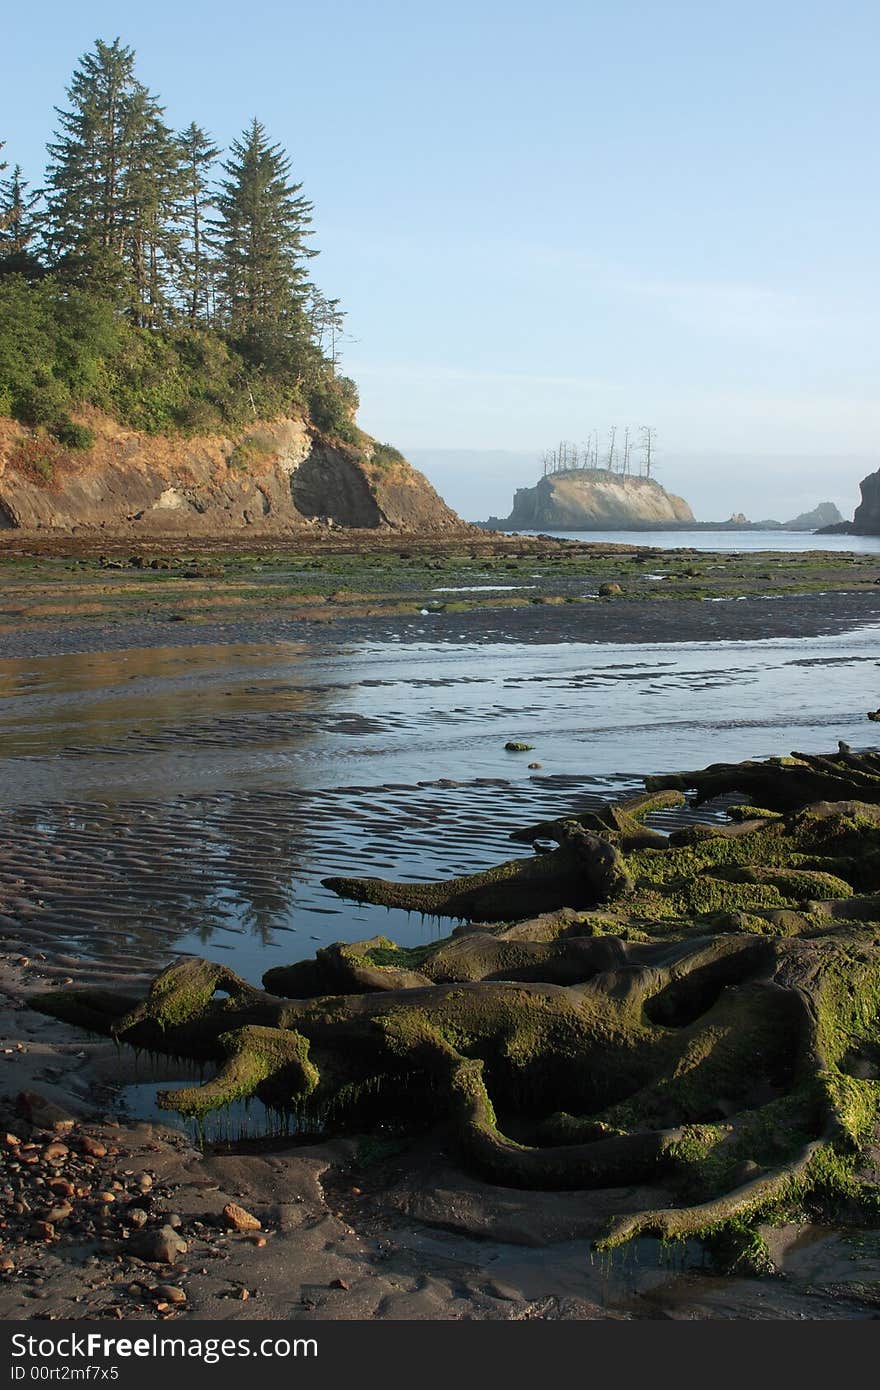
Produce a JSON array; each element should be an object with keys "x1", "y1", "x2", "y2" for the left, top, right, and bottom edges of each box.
[{"x1": 508, "y1": 527, "x2": 880, "y2": 553}]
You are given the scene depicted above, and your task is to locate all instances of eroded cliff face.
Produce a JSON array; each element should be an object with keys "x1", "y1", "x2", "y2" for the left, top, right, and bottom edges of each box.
[
  {"x1": 495, "y1": 469, "x2": 694, "y2": 530},
  {"x1": 0, "y1": 413, "x2": 464, "y2": 535},
  {"x1": 851, "y1": 469, "x2": 880, "y2": 536}
]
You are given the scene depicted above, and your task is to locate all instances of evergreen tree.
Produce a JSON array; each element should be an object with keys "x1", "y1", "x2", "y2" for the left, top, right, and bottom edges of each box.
[
  {"x1": 122, "y1": 87, "x2": 184, "y2": 326},
  {"x1": 178, "y1": 122, "x2": 219, "y2": 323},
  {"x1": 213, "y1": 119, "x2": 316, "y2": 346},
  {"x1": 0, "y1": 47, "x2": 352, "y2": 436},
  {"x1": 44, "y1": 38, "x2": 139, "y2": 294},
  {"x1": 44, "y1": 37, "x2": 182, "y2": 319},
  {"x1": 0, "y1": 164, "x2": 43, "y2": 275}
]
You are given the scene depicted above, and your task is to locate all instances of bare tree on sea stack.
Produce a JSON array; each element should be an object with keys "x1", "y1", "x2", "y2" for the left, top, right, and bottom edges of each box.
[
  {"x1": 538, "y1": 428, "x2": 657, "y2": 478},
  {"x1": 640, "y1": 425, "x2": 656, "y2": 479},
  {"x1": 606, "y1": 426, "x2": 617, "y2": 471}
]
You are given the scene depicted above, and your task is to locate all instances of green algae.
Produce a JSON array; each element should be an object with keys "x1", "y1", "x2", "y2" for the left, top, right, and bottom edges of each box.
[{"x1": 29, "y1": 746, "x2": 880, "y2": 1271}]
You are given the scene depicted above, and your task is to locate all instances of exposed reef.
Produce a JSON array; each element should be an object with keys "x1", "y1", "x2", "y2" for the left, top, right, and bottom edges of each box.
[{"x1": 32, "y1": 745, "x2": 880, "y2": 1269}]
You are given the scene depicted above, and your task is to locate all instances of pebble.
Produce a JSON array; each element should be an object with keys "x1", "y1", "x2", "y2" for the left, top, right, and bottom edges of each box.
[
  {"x1": 131, "y1": 1226, "x2": 187, "y2": 1265},
  {"x1": 155, "y1": 1284, "x2": 186, "y2": 1305},
  {"x1": 44, "y1": 1203, "x2": 72, "y2": 1223},
  {"x1": 221, "y1": 1202, "x2": 261, "y2": 1232},
  {"x1": 79, "y1": 1137, "x2": 106, "y2": 1159}
]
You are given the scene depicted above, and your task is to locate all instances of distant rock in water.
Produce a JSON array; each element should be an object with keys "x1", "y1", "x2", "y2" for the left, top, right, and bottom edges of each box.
[
  {"x1": 753, "y1": 503, "x2": 843, "y2": 530},
  {"x1": 818, "y1": 470, "x2": 880, "y2": 536},
  {"x1": 782, "y1": 501, "x2": 843, "y2": 531},
  {"x1": 484, "y1": 468, "x2": 695, "y2": 531},
  {"x1": 848, "y1": 470, "x2": 880, "y2": 535}
]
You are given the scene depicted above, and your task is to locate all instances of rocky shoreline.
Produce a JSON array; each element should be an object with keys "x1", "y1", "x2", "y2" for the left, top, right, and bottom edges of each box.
[{"x1": 3, "y1": 956, "x2": 880, "y2": 1321}]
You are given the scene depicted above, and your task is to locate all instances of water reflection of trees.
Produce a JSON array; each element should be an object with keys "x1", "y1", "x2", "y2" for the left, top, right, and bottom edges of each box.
[
  {"x1": 0, "y1": 794, "x2": 312, "y2": 969},
  {"x1": 0, "y1": 637, "x2": 335, "y2": 970},
  {"x1": 184, "y1": 798, "x2": 310, "y2": 947}
]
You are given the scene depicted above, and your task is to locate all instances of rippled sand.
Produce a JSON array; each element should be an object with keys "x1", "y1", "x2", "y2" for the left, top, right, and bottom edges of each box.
[{"x1": 1, "y1": 609, "x2": 879, "y2": 983}]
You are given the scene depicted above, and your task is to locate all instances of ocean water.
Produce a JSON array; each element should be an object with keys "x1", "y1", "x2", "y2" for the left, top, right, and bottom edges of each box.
[{"x1": 508, "y1": 527, "x2": 880, "y2": 553}]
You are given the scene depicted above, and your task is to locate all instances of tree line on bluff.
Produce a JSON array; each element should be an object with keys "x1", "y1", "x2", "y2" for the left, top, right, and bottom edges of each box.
[{"x1": 0, "y1": 38, "x2": 360, "y2": 447}]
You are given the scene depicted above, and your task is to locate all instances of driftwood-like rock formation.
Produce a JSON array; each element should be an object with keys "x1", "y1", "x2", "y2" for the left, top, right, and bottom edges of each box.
[{"x1": 32, "y1": 749, "x2": 880, "y2": 1268}]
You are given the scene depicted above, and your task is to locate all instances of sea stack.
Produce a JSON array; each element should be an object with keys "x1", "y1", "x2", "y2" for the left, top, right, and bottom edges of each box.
[{"x1": 486, "y1": 466, "x2": 695, "y2": 531}]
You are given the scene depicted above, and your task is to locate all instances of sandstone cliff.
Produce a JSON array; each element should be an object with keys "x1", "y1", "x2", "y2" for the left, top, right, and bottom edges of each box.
[
  {"x1": 486, "y1": 468, "x2": 695, "y2": 530},
  {"x1": 0, "y1": 412, "x2": 464, "y2": 535}
]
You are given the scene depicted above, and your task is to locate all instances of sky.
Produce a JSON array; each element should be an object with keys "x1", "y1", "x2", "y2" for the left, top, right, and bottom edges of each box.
[{"x1": 4, "y1": 0, "x2": 879, "y2": 521}]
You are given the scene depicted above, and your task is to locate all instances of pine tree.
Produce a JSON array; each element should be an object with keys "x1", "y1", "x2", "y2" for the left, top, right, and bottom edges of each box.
[
  {"x1": 0, "y1": 164, "x2": 42, "y2": 273},
  {"x1": 122, "y1": 88, "x2": 184, "y2": 326},
  {"x1": 178, "y1": 122, "x2": 219, "y2": 323},
  {"x1": 213, "y1": 119, "x2": 316, "y2": 346},
  {"x1": 44, "y1": 37, "x2": 182, "y2": 319},
  {"x1": 44, "y1": 38, "x2": 138, "y2": 294}
]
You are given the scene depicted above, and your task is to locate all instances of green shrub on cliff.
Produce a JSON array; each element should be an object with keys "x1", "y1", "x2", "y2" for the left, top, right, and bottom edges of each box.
[
  {"x1": 0, "y1": 274, "x2": 343, "y2": 439},
  {"x1": 306, "y1": 376, "x2": 360, "y2": 443}
]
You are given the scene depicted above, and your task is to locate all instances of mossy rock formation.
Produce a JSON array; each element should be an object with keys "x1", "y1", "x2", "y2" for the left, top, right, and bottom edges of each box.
[{"x1": 32, "y1": 748, "x2": 880, "y2": 1267}]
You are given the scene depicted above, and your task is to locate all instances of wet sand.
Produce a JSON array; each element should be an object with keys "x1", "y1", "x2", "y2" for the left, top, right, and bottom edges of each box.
[{"x1": 4, "y1": 589, "x2": 880, "y2": 662}]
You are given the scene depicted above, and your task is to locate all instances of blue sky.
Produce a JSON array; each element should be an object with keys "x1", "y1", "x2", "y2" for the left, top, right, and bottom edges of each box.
[{"x1": 4, "y1": 1, "x2": 879, "y2": 518}]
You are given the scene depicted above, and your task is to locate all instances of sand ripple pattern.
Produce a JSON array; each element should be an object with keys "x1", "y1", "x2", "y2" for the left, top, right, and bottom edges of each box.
[{"x1": 0, "y1": 774, "x2": 647, "y2": 983}]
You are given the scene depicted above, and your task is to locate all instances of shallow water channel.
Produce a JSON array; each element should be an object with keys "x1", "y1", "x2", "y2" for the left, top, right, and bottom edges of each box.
[{"x1": 0, "y1": 622, "x2": 878, "y2": 985}]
